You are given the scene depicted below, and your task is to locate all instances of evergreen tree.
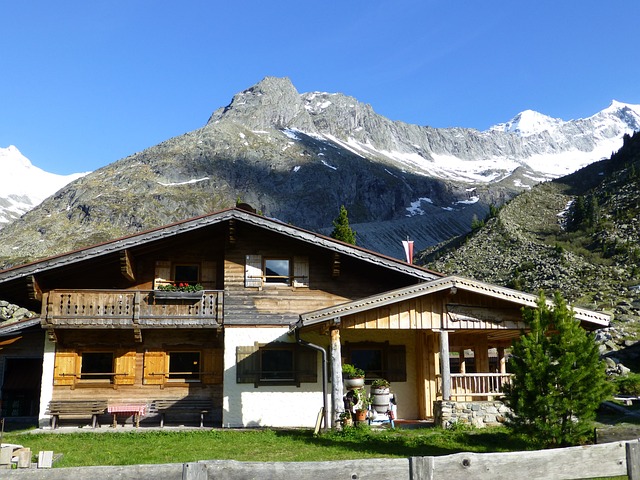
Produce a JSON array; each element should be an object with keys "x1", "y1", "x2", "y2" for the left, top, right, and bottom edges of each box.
[
  {"x1": 504, "y1": 292, "x2": 611, "y2": 447},
  {"x1": 330, "y1": 205, "x2": 356, "y2": 245}
]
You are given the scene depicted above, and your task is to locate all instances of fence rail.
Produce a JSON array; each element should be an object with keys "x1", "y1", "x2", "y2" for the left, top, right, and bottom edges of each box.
[
  {"x1": 437, "y1": 373, "x2": 513, "y2": 399},
  {"x1": 4, "y1": 441, "x2": 638, "y2": 479}
]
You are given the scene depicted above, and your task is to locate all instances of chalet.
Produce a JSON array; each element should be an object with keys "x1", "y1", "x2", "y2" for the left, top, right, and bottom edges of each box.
[{"x1": 0, "y1": 207, "x2": 609, "y2": 429}]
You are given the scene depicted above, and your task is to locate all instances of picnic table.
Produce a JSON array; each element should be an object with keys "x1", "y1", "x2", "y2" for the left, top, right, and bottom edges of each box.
[{"x1": 107, "y1": 403, "x2": 147, "y2": 427}]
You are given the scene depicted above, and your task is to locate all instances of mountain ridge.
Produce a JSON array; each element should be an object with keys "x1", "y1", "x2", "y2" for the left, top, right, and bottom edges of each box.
[{"x1": 0, "y1": 76, "x2": 638, "y2": 267}]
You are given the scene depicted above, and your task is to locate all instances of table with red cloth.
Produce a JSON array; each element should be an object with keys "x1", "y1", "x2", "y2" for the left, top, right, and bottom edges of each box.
[{"x1": 107, "y1": 403, "x2": 147, "y2": 428}]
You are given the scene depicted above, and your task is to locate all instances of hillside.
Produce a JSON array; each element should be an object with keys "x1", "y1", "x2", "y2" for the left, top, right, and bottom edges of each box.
[
  {"x1": 420, "y1": 132, "x2": 640, "y2": 338},
  {"x1": 0, "y1": 77, "x2": 638, "y2": 268}
]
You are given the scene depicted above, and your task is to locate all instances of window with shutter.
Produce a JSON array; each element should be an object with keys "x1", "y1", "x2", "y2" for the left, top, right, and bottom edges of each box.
[
  {"x1": 345, "y1": 342, "x2": 406, "y2": 383},
  {"x1": 236, "y1": 343, "x2": 317, "y2": 386},
  {"x1": 53, "y1": 349, "x2": 78, "y2": 386},
  {"x1": 154, "y1": 260, "x2": 172, "y2": 289},
  {"x1": 245, "y1": 255, "x2": 263, "y2": 288},
  {"x1": 202, "y1": 347, "x2": 223, "y2": 384},
  {"x1": 143, "y1": 350, "x2": 167, "y2": 385},
  {"x1": 236, "y1": 344, "x2": 259, "y2": 383},
  {"x1": 114, "y1": 349, "x2": 137, "y2": 385},
  {"x1": 293, "y1": 256, "x2": 309, "y2": 287}
]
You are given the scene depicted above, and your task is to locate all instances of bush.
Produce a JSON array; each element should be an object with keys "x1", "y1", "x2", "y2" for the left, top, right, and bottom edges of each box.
[{"x1": 614, "y1": 373, "x2": 640, "y2": 396}]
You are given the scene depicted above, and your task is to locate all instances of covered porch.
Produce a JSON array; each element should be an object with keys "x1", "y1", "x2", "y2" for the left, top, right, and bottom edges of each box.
[{"x1": 294, "y1": 276, "x2": 610, "y2": 428}]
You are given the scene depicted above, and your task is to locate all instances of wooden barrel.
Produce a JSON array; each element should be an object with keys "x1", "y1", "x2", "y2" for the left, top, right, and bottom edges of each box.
[{"x1": 371, "y1": 386, "x2": 390, "y2": 413}]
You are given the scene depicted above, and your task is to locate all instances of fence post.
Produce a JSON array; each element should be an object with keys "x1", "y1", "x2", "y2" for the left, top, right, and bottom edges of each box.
[
  {"x1": 409, "y1": 456, "x2": 434, "y2": 480},
  {"x1": 627, "y1": 442, "x2": 640, "y2": 480},
  {"x1": 183, "y1": 462, "x2": 207, "y2": 480}
]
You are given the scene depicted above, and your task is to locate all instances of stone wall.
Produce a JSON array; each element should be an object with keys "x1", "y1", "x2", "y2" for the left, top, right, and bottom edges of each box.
[{"x1": 433, "y1": 400, "x2": 511, "y2": 428}]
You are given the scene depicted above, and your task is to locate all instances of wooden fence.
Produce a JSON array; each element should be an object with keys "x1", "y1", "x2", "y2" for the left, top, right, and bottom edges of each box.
[{"x1": 4, "y1": 440, "x2": 638, "y2": 479}]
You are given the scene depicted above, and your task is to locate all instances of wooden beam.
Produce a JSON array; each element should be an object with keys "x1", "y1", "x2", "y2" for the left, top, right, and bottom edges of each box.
[
  {"x1": 439, "y1": 330, "x2": 451, "y2": 401},
  {"x1": 331, "y1": 253, "x2": 340, "y2": 277},
  {"x1": 134, "y1": 328, "x2": 142, "y2": 343},
  {"x1": 330, "y1": 325, "x2": 344, "y2": 428},
  {"x1": 47, "y1": 328, "x2": 57, "y2": 343},
  {"x1": 120, "y1": 249, "x2": 136, "y2": 282},
  {"x1": 26, "y1": 275, "x2": 42, "y2": 302},
  {"x1": 228, "y1": 219, "x2": 236, "y2": 245}
]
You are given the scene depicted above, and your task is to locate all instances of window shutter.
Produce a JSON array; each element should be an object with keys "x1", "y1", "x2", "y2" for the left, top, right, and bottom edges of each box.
[
  {"x1": 114, "y1": 349, "x2": 137, "y2": 385},
  {"x1": 154, "y1": 260, "x2": 172, "y2": 289},
  {"x1": 293, "y1": 256, "x2": 309, "y2": 287},
  {"x1": 53, "y1": 348, "x2": 78, "y2": 386},
  {"x1": 143, "y1": 350, "x2": 166, "y2": 385},
  {"x1": 201, "y1": 261, "x2": 216, "y2": 289},
  {"x1": 245, "y1": 255, "x2": 263, "y2": 288},
  {"x1": 387, "y1": 345, "x2": 407, "y2": 382},
  {"x1": 202, "y1": 347, "x2": 223, "y2": 384},
  {"x1": 236, "y1": 344, "x2": 259, "y2": 383},
  {"x1": 296, "y1": 346, "x2": 317, "y2": 384}
]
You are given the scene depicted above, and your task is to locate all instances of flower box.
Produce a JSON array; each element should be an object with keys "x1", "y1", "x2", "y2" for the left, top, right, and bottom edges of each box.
[{"x1": 153, "y1": 290, "x2": 203, "y2": 300}]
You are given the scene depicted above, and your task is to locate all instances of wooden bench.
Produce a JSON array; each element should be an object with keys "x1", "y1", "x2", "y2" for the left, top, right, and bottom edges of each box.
[
  {"x1": 46, "y1": 400, "x2": 108, "y2": 429},
  {"x1": 150, "y1": 399, "x2": 214, "y2": 428}
]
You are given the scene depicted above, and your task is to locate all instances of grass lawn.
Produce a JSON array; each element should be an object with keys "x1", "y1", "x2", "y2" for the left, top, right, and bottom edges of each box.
[{"x1": 2, "y1": 425, "x2": 540, "y2": 468}]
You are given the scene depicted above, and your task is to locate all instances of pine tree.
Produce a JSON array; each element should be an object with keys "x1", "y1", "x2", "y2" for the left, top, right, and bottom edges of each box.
[
  {"x1": 330, "y1": 205, "x2": 356, "y2": 245},
  {"x1": 504, "y1": 291, "x2": 611, "y2": 447}
]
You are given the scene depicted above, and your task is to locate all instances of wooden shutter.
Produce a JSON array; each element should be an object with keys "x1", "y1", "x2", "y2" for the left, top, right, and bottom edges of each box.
[
  {"x1": 236, "y1": 344, "x2": 259, "y2": 383},
  {"x1": 114, "y1": 349, "x2": 137, "y2": 385},
  {"x1": 53, "y1": 348, "x2": 78, "y2": 386},
  {"x1": 245, "y1": 255, "x2": 263, "y2": 288},
  {"x1": 143, "y1": 350, "x2": 166, "y2": 385},
  {"x1": 293, "y1": 256, "x2": 309, "y2": 287},
  {"x1": 386, "y1": 345, "x2": 407, "y2": 382},
  {"x1": 201, "y1": 261, "x2": 216, "y2": 289},
  {"x1": 202, "y1": 347, "x2": 223, "y2": 384},
  {"x1": 154, "y1": 260, "x2": 172, "y2": 289},
  {"x1": 296, "y1": 346, "x2": 317, "y2": 384}
]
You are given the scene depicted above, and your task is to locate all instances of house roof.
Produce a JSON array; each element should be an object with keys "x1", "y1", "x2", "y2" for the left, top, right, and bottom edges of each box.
[
  {"x1": 0, "y1": 317, "x2": 42, "y2": 337},
  {"x1": 0, "y1": 207, "x2": 440, "y2": 285},
  {"x1": 295, "y1": 275, "x2": 611, "y2": 330}
]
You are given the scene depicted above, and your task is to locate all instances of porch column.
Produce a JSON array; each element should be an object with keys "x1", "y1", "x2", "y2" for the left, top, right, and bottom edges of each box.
[
  {"x1": 329, "y1": 325, "x2": 344, "y2": 428},
  {"x1": 497, "y1": 347, "x2": 507, "y2": 374},
  {"x1": 439, "y1": 330, "x2": 451, "y2": 401},
  {"x1": 38, "y1": 335, "x2": 56, "y2": 428},
  {"x1": 458, "y1": 348, "x2": 466, "y2": 374}
]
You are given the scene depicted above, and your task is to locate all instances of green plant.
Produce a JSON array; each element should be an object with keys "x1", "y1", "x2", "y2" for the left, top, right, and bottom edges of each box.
[
  {"x1": 330, "y1": 205, "x2": 356, "y2": 245},
  {"x1": 157, "y1": 283, "x2": 203, "y2": 292},
  {"x1": 371, "y1": 378, "x2": 390, "y2": 388},
  {"x1": 342, "y1": 363, "x2": 365, "y2": 378},
  {"x1": 504, "y1": 291, "x2": 612, "y2": 447},
  {"x1": 613, "y1": 373, "x2": 640, "y2": 396}
]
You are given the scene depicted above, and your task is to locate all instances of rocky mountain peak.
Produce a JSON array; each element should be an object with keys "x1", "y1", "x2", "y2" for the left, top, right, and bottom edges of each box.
[{"x1": 207, "y1": 76, "x2": 316, "y2": 132}]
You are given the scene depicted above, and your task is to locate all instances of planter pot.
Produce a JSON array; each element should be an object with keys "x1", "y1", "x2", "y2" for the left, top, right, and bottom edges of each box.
[
  {"x1": 355, "y1": 409, "x2": 368, "y2": 422},
  {"x1": 153, "y1": 290, "x2": 203, "y2": 300},
  {"x1": 343, "y1": 376, "x2": 365, "y2": 390},
  {"x1": 371, "y1": 386, "x2": 391, "y2": 413}
]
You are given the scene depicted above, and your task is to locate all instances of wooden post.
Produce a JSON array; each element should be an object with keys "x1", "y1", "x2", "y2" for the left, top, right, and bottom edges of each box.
[
  {"x1": 458, "y1": 348, "x2": 466, "y2": 374},
  {"x1": 497, "y1": 347, "x2": 507, "y2": 374},
  {"x1": 627, "y1": 442, "x2": 640, "y2": 480},
  {"x1": 330, "y1": 325, "x2": 344, "y2": 428},
  {"x1": 439, "y1": 330, "x2": 451, "y2": 401}
]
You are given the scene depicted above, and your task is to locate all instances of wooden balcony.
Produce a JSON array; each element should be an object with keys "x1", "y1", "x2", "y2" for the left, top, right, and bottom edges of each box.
[
  {"x1": 437, "y1": 373, "x2": 513, "y2": 400},
  {"x1": 42, "y1": 289, "x2": 224, "y2": 328}
]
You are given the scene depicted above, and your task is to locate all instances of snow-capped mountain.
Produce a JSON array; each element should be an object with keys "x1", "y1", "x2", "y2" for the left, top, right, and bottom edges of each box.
[
  {"x1": 0, "y1": 146, "x2": 87, "y2": 228},
  {"x1": 1, "y1": 77, "x2": 639, "y2": 263}
]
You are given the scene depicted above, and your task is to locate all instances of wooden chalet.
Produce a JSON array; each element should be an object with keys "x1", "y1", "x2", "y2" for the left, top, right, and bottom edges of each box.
[{"x1": 0, "y1": 207, "x2": 609, "y2": 429}]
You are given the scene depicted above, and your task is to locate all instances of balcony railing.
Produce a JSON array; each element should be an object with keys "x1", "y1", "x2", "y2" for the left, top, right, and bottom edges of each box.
[
  {"x1": 42, "y1": 289, "x2": 224, "y2": 328},
  {"x1": 437, "y1": 373, "x2": 513, "y2": 400}
]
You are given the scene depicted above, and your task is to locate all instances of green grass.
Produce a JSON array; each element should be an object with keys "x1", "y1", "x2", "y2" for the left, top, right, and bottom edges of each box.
[{"x1": 2, "y1": 425, "x2": 542, "y2": 468}]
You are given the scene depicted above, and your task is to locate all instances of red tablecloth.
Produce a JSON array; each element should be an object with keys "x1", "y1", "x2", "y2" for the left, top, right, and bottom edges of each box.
[{"x1": 108, "y1": 404, "x2": 147, "y2": 415}]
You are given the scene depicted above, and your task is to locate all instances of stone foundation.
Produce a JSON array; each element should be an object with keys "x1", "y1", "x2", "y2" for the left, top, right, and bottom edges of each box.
[{"x1": 434, "y1": 400, "x2": 511, "y2": 428}]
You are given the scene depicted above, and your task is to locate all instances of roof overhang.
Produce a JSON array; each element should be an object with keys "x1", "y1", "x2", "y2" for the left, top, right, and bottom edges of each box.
[
  {"x1": 294, "y1": 275, "x2": 611, "y2": 331},
  {"x1": 0, "y1": 208, "x2": 439, "y2": 285}
]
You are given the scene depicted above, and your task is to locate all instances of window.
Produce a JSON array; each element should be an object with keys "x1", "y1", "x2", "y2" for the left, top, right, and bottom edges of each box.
[
  {"x1": 344, "y1": 342, "x2": 406, "y2": 382},
  {"x1": 168, "y1": 351, "x2": 201, "y2": 382},
  {"x1": 174, "y1": 264, "x2": 199, "y2": 285},
  {"x1": 245, "y1": 255, "x2": 309, "y2": 288},
  {"x1": 264, "y1": 258, "x2": 290, "y2": 285},
  {"x1": 260, "y1": 348, "x2": 294, "y2": 381},
  {"x1": 236, "y1": 343, "x2": 317, "y2": 386},
  {"x1": 80, "y1": 352, "x2": 114, "y2": 382}
]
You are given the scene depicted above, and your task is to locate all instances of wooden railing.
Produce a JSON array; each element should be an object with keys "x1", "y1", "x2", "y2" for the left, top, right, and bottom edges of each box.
[
  {"x1": 437, "y1": 373, "x2": 513, "y2": 399},
  {"x1": 42, "y1": 289, "x2": 224, "y2": 327}
]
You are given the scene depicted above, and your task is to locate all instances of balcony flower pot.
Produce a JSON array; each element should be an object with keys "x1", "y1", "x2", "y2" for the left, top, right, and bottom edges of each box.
[
  {"x1": 153, "y1": 290, "x2": 203, "y2": 300},
  {"x1": 342, "y1": 363, "x2": 365, "y2": 390},
  {"x1": 371, "y1": 379, "x2": 391, "y2": 413}
]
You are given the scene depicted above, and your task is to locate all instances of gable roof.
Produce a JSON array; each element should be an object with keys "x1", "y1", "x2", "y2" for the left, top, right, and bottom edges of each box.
[
  {"x1": 0, "y1": 207, "x2": 440, "y2": 284},
  {"x1": 295, "y1": 275, "x2": 610, "y2": 330}
]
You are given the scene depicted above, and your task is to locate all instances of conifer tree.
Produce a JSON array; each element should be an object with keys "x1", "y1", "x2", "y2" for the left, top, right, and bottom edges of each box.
[
  {"x1": 504, "y1": 291, "x2": 611, "y2": 447},
  {"x1": 330, "y1": 205, "x2": 356, "y2": 245}
]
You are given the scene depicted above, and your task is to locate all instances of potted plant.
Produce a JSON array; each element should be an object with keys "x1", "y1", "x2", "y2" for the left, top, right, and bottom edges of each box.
[
  {"x1": 339, "y1": 411, "x2": 352, "y2": 427},
  {"x1": 355, "y1": 389, "x2": 370, "y2": 422},
  {"x1": 370, "y1": 378, "x2": 391, "y2": 414},
  {"x1": 154, "y1": 283, "x2": 204, "y2": 299},
  {"x1": 342, "y1": 363, "x2": 365, "y2": 389}
]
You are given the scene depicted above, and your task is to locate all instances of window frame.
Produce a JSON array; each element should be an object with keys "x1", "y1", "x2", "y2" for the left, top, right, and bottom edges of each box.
[
  {"x1": 343, "y1": 341, "x2": 407, "y2": 383},
  {"x1": 79, "y1": 351, "x2": 115, "y2": 384},
  {"x1": 167, "y1": 350, "x2": 202, "y2": 383},
  {"x1": 173, "y1": 264, "x2": 200, "y2": 286},
  {"x1": 263, "y1": 257, "x2": 291, "y2": 286},
  {"x1": 236, "y1": 342, "x2": 317, "y2": 387}
]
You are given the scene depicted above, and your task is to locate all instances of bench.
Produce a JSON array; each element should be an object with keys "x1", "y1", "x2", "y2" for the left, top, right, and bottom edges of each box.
[
  {"x1": 150, "y1": 399, "x2": 214, "y2": 428},
  {"x1": 46, "y1": 400, "x2": 108, "y2": 429}
]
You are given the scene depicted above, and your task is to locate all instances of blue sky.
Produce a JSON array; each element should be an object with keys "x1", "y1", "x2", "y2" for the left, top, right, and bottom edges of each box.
[{"x1": 2, "y1": 1, "x2": 639, "y2": 175}]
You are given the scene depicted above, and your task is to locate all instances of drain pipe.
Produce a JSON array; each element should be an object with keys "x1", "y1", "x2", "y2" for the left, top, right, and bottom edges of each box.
[{"x1": 294, "y1": 329, "x2": 328, "y2": 431}]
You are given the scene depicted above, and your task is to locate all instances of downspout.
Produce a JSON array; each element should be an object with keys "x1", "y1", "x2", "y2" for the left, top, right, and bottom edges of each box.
[{"x1": 293, "y1": 328, "x2": 329, "y2": 431}]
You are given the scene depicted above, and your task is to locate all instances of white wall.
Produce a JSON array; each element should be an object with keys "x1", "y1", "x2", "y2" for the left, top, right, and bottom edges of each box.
[
  {"x1": 223, "y1": 327, "x2": 329, "y2": 428},
  {"x1": 38, "y1": 335, "x2": 55, "y2": 428}
]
